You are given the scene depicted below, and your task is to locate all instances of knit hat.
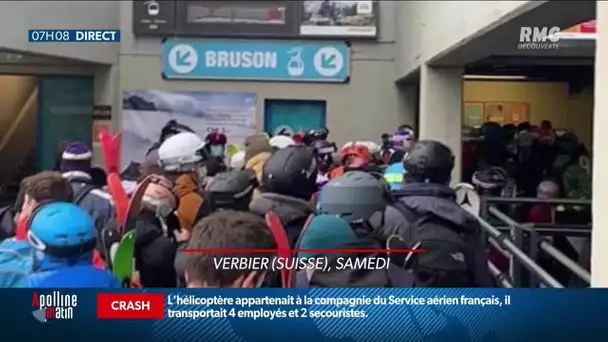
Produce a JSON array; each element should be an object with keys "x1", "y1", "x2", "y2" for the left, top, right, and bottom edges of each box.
[
  {"x1": 60, "y1": 142, "x2": 92, "y2": 173},
  {"x1": 244, "y1": 133, "x2": 273, "y2": 163},
  {"x1": 298, "y1": 215, "x2": 359, "y2": 259}
]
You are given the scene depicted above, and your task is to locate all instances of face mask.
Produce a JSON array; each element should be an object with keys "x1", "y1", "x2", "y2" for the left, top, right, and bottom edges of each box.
[
  {"x1": 209, "y1": 145, "x2": 225, "y2": 157},
  {"x1": 143, "y1": 196, "x2": 176, "y2": 218}
]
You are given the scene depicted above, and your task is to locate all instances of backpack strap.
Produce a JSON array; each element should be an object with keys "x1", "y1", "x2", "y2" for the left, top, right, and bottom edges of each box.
[{"x1": 74, "y1": 185, "x2": 96, "y2": 205}]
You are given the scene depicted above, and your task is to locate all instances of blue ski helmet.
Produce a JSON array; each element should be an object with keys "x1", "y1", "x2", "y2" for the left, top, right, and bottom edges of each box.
[
  {"x1": 28, "y1": 202, "x2": 96, "y2": 257},
  {"x1": 384, "y1": 162, "x2": 406, "y2": 191}
]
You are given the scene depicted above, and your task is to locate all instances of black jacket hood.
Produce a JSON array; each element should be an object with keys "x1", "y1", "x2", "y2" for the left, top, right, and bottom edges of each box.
[{"x1": 396, "y1": 183, "x2": 479, "y2": 233}]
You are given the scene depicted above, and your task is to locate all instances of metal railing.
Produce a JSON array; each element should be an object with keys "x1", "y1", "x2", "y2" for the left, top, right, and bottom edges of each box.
[
  {"x1": 479, "y1": 198, "x2": 592, "y2": 287},
  {"x1": 488, "y1": 261, "x2": 513, "y2": 288},
  {"x1": 481, "y1": 196, "x2": 592, "y2": 206},
  {"x1": 476, "y1": 213, "x2": 564, "y2": 288}
]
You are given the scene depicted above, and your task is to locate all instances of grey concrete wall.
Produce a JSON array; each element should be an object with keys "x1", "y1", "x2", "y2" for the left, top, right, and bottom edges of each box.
[
  {"x1": 0, "y1": 1, "x2": 119, "y2": 64},
  {"x1": 395, "y1": 1, "x2": 534, "y2": 78},
  {"x1": 118, "y1": 1, "x2": 414, "y2": 145}
]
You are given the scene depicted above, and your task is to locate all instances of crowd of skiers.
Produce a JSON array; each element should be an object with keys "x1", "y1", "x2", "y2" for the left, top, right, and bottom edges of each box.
[
  {"x1": 462, "y1": 120, "x2": 592, "y2": 284},
  {"x1": 0, "y1": 118, "x2": 590, "y2": 288}
]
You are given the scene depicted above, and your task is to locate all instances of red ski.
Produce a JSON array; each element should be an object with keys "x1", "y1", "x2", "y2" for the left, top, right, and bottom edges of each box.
[{"x1": 265, "y1": 211, "x2": 293, "y2": 288}]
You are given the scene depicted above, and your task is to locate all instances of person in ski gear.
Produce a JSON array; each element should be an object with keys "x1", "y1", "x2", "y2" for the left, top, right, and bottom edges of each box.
[
  {"x1": 60, "y1": 142, "x2": 116, "y2": 247},
  {"x1": 307, "y1": 172, "x2": 413, "y2": 287},
  {"x1": 27, "y1": 202, "x2": 119, "y2": 288},
  {"x1": 135, "y1": 175, "x2": 185, "y2": 288},
  {"x1": 480, "y1": 121, "x2": 509, "y2": 168},
  {"x1": 396, "y1": 125, "x2": 415, "y2": 136},
  {"x1": 381, "y1": 134, "x2": 409, "y2": 165},
  {"x1": 311, "y1": 139, "x2": 337, "y2": 188},
  {"x1": 229, "y1": 150, "x2": 246, "y2": 170},
  {"x1": 472, "y1": 167, "x2": 508, "y2": 197},
  {"x1": 292, "y1": 132, "x2": 305, "y2": 145},
  {"x1": 320, "y1": 170, "x2": 408, "y2": 248},
  {"x1": 529, "y1": 180, "x2": 559, "y2": 224},
  {"x1": 391, "y1": 140, "x2": 492, "y2": 287},
  {"x1": 200, "y1": 170, "x2": 259, "y2": 215},
  {"x1": 205, "y1": 131, "x2": 228, "y2": 159},
  {"x1": 461, "y1": 126, "x2": 484, "y2": 182},
  {"x1": 249, "y1": 146, "x2": 316, "y2": 245},
  {"x1": 141, "y1": 145, "x2": 164, "y2": 177},
  {"x1": 243, "y1": 133, "x2": 274, "y2": 187},
  {"x1": 158, "y1": 132, "x2": 207, "y2": 231},
  {"x1": 184, "y1": 210, "x2": 276, "y2": 288},
  {"x1": 303, "y1": 127, "x2": 330, "y2": 146},
  {"x1": 146, "y1": 120, "x2": 194, "y2": 156},
  {"x1": 13, "y1": 172, "x2": 74, "y2": 240},
  {"x1": 330, "y1": 142, "x2": 371, "y2": 179},
  {"x1": 295, "y1": 215, "x2": 367, "y2": 287},
  {"x1": 0, "y1": 172, "x2": 75, "y2": 287},
  {"x1": 269, "y1": 135, "x2": 296, "y2": 149},
  {"x1": 204, "y1": 131, "x2": 228, "y2": 176},
  {"x1": 360, "y1": 141, "x2": 382, "y2": 163},
  {"x1": 384, "y1": 162, "x2": 406, "y2": 192}
]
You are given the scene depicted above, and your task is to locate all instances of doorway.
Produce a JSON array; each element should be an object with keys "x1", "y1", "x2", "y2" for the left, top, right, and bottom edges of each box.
[{"x1": 0, "y1": 75, "x2": 93, "y2": 204}]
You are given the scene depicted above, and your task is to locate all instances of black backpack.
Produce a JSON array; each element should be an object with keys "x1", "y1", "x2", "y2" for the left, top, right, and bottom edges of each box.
[
  {"x1": 392, "y1": 201, "x2": 479, "y2": 287},
  {"x1": 74, "y1": 184, "x2": 96, "y2": 205}
]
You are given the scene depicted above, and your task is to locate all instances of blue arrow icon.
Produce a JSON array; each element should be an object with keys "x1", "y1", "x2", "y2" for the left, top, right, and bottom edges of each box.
[
  {"x1": 176, "y1": 51, "x2": 191, "y2": 66},
  {"x1": 168, "y1": 44, "x2": 198, "y2": 74},
  {"x1": 321, "y1": 53, "x2": 337, "y2": 69}
]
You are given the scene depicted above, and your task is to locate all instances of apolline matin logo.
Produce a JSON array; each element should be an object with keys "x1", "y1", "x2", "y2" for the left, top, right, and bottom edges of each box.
[{"x1": 31, "y1": 291, "x2": 78, "y2": 323}]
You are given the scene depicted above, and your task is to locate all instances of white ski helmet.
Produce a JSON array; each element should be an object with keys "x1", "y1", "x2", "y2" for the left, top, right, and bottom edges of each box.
[
  {"x1": 230, "y1": 150, "x2": 246, "y2": 170},
  {"x1": 158, "y1": 132, "x2": 207, "y2": 172},
  {"x1": 361, "y1": 141, "x2": 381, "y2": 155},
  {"x1": 269, "y1": 135, "x2": 295, "y2": 149}
]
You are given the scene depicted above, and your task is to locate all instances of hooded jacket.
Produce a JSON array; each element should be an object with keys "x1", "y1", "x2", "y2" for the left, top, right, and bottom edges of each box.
[
  {"x1": 297, "y1": 239, "x2": 415, "y2": 288},
  {"x1": 174, "y1": 174, "x2": 203, "y2": 231},
  {"x1": 249, "y1": 192, "x2": 313, "y2": 245},
  {"x1": 134, "y1": 211, "x2": 178, "y2": 287},
  {"x1": 389, "y1": 182, "x2": 492, "y2": 287},
  {"x1": 28, "y1": 252, "x2": 119, "y2": 288},
  {"x1": 63, "y1": 171, "x2": 116, "y2": 246}
]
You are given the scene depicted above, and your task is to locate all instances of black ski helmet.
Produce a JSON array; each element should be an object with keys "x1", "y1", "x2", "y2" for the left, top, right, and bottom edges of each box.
[
  {"x1": 207, "y1": 170, "x2": 258, "y2": 211},
  {"x1": 160, "y1": 120, "x2": 194, "y2": 143},
  {"x1": 317, "y1": 171, "x2": 386, "y2": 224},
  {"x1": 403, "y1": 140, "x2": 454, "y2": 183},
  {"x1": 311, "y1": 127, "x2": 329, "y2": 141},
  {"x1": 262, "y1": 145, "x2": 318, "y2": 200}
]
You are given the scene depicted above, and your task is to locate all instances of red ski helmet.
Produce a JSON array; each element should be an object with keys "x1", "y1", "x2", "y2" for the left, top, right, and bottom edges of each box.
[{"x1": 205, "y1": 131, "x2": 227, "y2": 146}]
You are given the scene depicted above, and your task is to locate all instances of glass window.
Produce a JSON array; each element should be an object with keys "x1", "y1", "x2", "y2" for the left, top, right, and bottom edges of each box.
[{"x1": 186, "y1": 3, "x2": 286, "y2": 25}]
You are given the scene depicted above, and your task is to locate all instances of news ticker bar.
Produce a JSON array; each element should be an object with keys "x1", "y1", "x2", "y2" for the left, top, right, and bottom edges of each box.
[
  {"x1": 96, "y1": 292, "x2": 511, "y2": 320},
  {"x1": 28, "y1": 30, "x2": 120, "y2": 43}
]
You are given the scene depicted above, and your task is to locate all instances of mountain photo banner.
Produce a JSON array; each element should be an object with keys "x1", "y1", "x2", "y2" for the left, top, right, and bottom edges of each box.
[{"x1": 121, "y1": 90, "x2": 256, "y2": 169}]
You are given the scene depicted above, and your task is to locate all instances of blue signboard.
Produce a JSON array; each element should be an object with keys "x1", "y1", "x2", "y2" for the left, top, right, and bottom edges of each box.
[{"x1": 162, "y1": 39, "x2": 350, "y2": 83}]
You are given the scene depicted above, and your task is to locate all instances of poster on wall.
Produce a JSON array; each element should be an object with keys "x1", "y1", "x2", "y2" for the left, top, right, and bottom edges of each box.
[
  {"x1": 484, "y1": 103, "x2": 506, "y2": 124},
  {"x1": 507, "y1": 102, "x2": 529, "y2": 124},
  {"x1": 463, "y1": 102, "x2": 484, "y2": 127},
  {"x1": 121, "y1": 90, "x2": 256, "y2": 167},
  {"x1": 299, "y1": 0, "x2": 378, "y2": 37},
  {"x1": 483, "y1": 102, "x2": 529, "y2": 125}
]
